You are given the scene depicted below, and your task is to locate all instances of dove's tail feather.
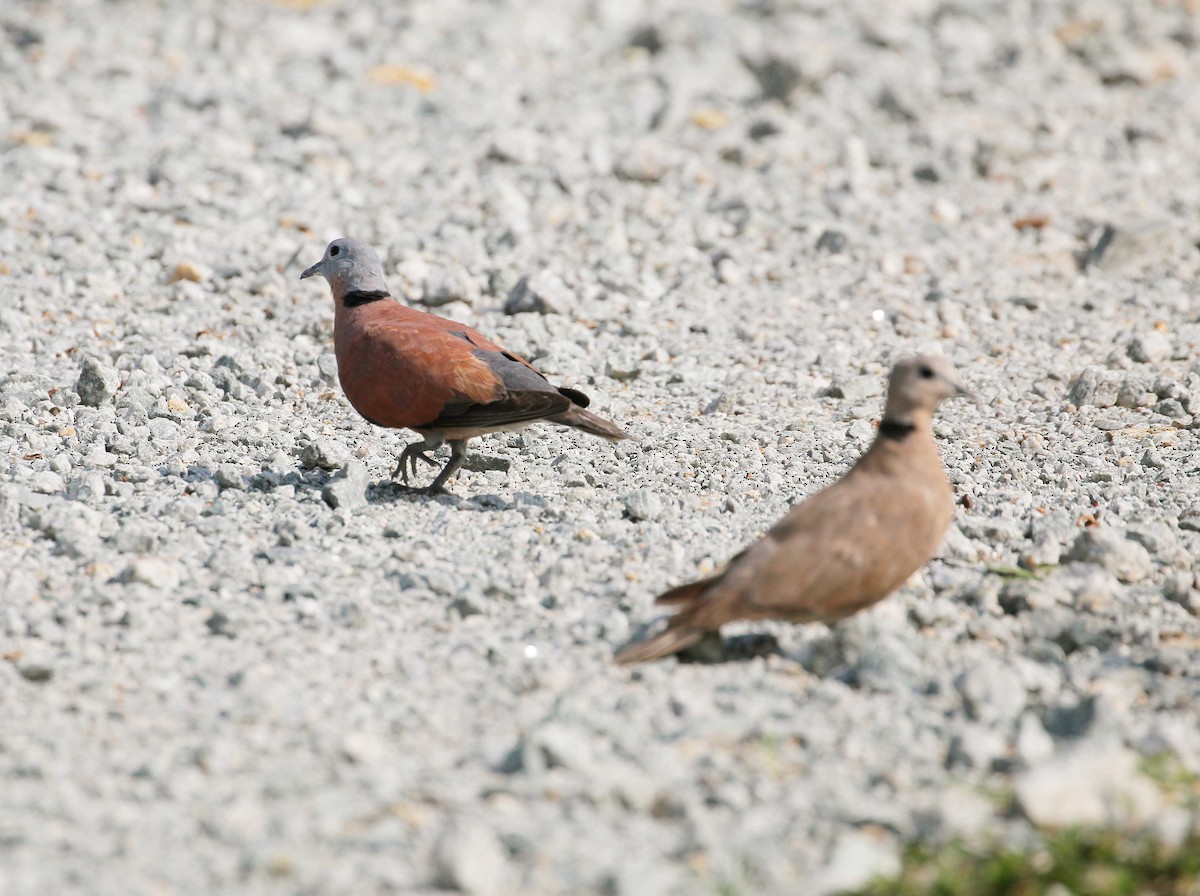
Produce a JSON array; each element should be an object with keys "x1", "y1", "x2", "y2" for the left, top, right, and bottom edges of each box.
[
  {"x1": 614, "y1": 622, "x2": 706, "y2": 666},
  {"x1": 550, "y1": 406, "x2": 628, "y2": 441}
]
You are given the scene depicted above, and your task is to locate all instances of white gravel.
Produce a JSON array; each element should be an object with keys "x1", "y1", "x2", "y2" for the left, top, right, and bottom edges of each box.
[{"x1": 3, "y1": 1, "x2": 1200, "y2": 894}]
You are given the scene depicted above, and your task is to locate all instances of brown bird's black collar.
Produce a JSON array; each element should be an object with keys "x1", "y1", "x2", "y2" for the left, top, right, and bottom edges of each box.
[
  {"x1": 343, "y1": 289, "x2": 391, "y2": 308},
  {"x1": 879, "y1": 418, "x2": 916, "y2": 441}
]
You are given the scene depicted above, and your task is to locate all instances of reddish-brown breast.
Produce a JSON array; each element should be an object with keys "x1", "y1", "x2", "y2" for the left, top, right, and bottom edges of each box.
[{"x1": 333, "y1": 301, "x2": 507, "y2": 429}]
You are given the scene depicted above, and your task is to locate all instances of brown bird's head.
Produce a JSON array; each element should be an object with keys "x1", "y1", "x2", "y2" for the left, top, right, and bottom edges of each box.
[
  {"x1": 300, "y1": 238, "x2": 391, "y2": 304},
  {"x1": 882, "y1": 354, "x2": 970, "y2": 425}
]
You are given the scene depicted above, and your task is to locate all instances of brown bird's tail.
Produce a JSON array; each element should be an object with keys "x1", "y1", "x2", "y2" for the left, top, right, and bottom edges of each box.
[
  {"x1": 616, "y1": 573, "x2": 726, "y2": 664},
  {"x1": 551, "y1": 406, "x2": 629, "y2": 441},
  {"x1": 614, "y1": 617, "x2": 706, "y2": 665}
]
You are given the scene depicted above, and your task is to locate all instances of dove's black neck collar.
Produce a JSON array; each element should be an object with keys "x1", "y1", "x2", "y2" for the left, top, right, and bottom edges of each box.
[
  {"x1": 879, "y1": 418, "x2": 916, "y2": 441},
  {"x1": 342, "y1": 289, "x2": 391, "y2": 308}
]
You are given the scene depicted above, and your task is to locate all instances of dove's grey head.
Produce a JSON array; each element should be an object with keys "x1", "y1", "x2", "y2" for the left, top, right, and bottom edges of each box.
[
  {"x1": 883, "y1": 354, "x2": 970, "y2": 423},
  {"x1": 300, "y1": 238, "x2": 390, "y2": 302}
]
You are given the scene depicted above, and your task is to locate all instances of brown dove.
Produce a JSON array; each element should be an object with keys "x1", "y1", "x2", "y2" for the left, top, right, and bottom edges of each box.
[
  {"x1": 301, "y1": 238, "x2": 627, "y2": 492},
  {"x1": 615, "y1": 354, "x2": 969, "y2": 665}
]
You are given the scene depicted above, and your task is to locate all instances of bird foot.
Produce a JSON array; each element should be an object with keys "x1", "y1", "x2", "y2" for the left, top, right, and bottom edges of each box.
[{"x1": 394, "y1": 446, "x2": 439, "y2": 484}]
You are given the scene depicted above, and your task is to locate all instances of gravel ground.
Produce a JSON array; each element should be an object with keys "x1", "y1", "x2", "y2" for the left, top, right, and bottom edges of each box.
[{"x1": 3, "y1": 0, "x2": 1200, "y2": 893}]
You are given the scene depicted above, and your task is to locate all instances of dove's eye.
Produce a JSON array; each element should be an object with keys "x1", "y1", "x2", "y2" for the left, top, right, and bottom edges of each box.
[
  {"x1": 918, "y1": 365, "x2": 934, "y2": 379},
  {"x1": 329, "y1": 245, "x2": 341, "y2": 257}
]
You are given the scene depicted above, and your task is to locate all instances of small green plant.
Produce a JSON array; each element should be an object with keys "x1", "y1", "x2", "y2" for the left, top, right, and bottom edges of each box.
[
  {"x1": 1139, "y1": 752, "x2": 1200, "y2": 802},
  {"x1": 848, "y1": 829, "x2": 1200, "y2": 896}
]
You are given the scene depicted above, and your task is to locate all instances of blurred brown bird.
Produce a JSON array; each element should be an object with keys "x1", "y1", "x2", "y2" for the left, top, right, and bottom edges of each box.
[
  {"x1": 301, "y1": 238, "x2": 627, "y2": 492},
  {"x1": 615, "y1": 354, "x2": 970, "y2": 665}
]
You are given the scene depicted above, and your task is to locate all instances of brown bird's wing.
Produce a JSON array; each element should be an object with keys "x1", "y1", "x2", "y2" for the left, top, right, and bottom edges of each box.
[{"x1": 415, "y1": 339, "x2": 577, "y2": 431}]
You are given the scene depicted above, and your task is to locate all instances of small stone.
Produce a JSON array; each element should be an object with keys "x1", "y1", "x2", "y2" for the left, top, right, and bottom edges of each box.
[
  {"x1": 300, "y1": 439, "x2": 350, "y2": 471},
  {"x1": 433, "y1": 819, "x2": 510, "y2": 896},
  {"x1": 148, "y1": 418, "x2": 179, "y2": 441},
  {"x1": 214, "y1": 464, "x2": 244, "y2": 489},
  {"x1": 206, "y1": 609, "x2": 236, "y2": 637},
  {"x1": 816, "y1": 229, "x2": 847, "y2": 254},
  {"x1": 605, "y1": 348, "x2": 642, "y2": 381},
  {"x1": 1164, "y1": 574, "x2": 1200, "y2": 615},
  {"x1": 1019, "y1": 532, "x2": 1065, "y2": 570},
  {"x1": 1067, "y1": 528, "x2": 1153, "y2": 583},
  {"x1": 1125, "y1": 520, "x2": 1176, "y2": 555},
  {"x1": 741, "y1": 53, "x2": 804, "y2": 103},
  {"x1": 1015, "y1": 712, "x2": 1055, "y2": 766},
  {"x1": 487, "y1": 129, "x2": 540, "y2": 165},
  {"x1": 168, "y1": 261, "x2": 205, "y2": 283},
  {"x1": 1141, "y1": 448, "x2": 1166, "y2": 468},
  {"x1": 614, "y1": 141, "x2": 672, "y2": 183},
  {"x1": 317, "y1": 354, "x2": 339, "y2": 382},
  {"x1": 128, "y1": 557, "x2": 181, "y2": 590},
  {"x1": 1049, "y1": 563, "x2": 1120, "y2": 613},
  {"x1": 30, "y1": 472, "x2": 65, "y2": 494},
  {"x1": 956, "y1": 658, "x2": 1027, "y2": 726},
  {"x1": 846, "y1": 419, "x2": 875, "y2": 442},
  {"x1": 17, "y1": 659, "x2": 54, "y2": 683},
  {"x1": 462, "y1": 454, "x2": 511, "y2": 474},
  {"x1": 715, "y1": 257, "x2": 742, "y2": 285},
  {"x1": 527, "y1": 723, "x2": 596, "y2": 773},
  {"x1": 448, "y1": 595, "x2": 483, "y2": 618},
  {"x1": 955, "y1": 515, "x2": 1022, "y2": 542},
  {"x1": 503, "y1": 270, "x2": 573, "y2": 315},
  {"x1": 76, "y1": 356, "x2": 120, "y2": 407},
  {"x1": 1015, "y1": 741, "x2": 1163, "y2": 828},
  {"x1": 1089, "y1": 222, "x2": 1179, "y2": 274},
  {"x1": 1155, "y1": 398, "x2": 1188, "y2": 419},
  {"x1": 933, "y1": 198, "x2": 961, "y2": 224},
  {"x1": 1127, "y1": 331, "x2": 1172, "y2": 364},
  {"x1": 826, "y1": 375, "x2": 882, "y2": 402},
  {"x1": 628, "y1": 23, "x2": 663, "y2": 54},
  {"x1": 321, "y1": 459, "x2": 369, "y2": 510},
  {"x1": 947, "y1": 724, "x2": 1009, "y2": 771},
  {"x1": 932, "y1": 786, "x2": 994, "y2": 843},
  {"x1": 623, "y1": 489, "x2": 663, "y2": 522},
  {"x1": 67, "y1": 471, "x2": 106, "y2": 502},
  {"x1": 812, "y1": 831, "x2": 901, "y2": 896},
  {"x1": 1116, "y1": 377, "x2": 1156, "y2": 409},
  {"x1": 703, "y1": 393, "x2": 734, "y2": 415},
  {"x1": 340, "y1": 731, "x2": 386, "y2": 764},
  {"x1": 1179, "y1": 506, "x2": 1200, "y2": 533},
  {"x1": 1066, "y1": 367, "x2": 1120, "y2": 408},
  {"x1": 422, "y1": 263, "x2": 480, "y2": 307}
]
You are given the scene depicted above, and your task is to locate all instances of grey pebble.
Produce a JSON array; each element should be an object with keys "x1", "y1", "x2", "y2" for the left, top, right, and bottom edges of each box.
[
  {"x1": 214, "y1": 464, "x2": 244, "y2": 489},
  {"x1": 1066, "y1": 528, "x2": 1153, "y2": 584},
  {"x1": 321, "y1": 459, "x2": 369, "y2": 510},
  {"x1": 434, "y1": 819, "x2": 511, "y2": 896},
  {"x1": 76, "y1": 356, "x2": 120, "y2": 407},
  {"x1": 1015, "y1": 741, "x2": 1162, "y2": 828},
  {"x1": 300, "y1": 438, "x2": 350, "y2": 471},
  {"x1": 17, "y1": 658, "x2": 54, "y2": 683},
  {"x1": 623, "y1": 489, "x2": 663, "y2": 522},
  {"x1": 317, "y1": 354, "x2": 339, "y2": 383},
  {"x1": 503, "y1": 271, "x2": 572, "y2": 315},
  {"x1": 1127, "y1": 331, "x2": 1172, "y2": 364}
]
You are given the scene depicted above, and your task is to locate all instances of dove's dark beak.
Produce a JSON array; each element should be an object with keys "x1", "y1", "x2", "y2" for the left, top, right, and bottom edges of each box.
[{"x1": 300, "y1": 261, "x2": 321, "y2": 280}]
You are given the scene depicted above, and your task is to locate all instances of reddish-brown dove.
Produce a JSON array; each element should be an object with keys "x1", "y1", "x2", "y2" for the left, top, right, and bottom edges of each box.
[
  {"x1": 301, "y1": 238, "x2": 627, "y2": 492},
  {"x1": 615, "y1": 354, "x2": 969, "y2": 665}
]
